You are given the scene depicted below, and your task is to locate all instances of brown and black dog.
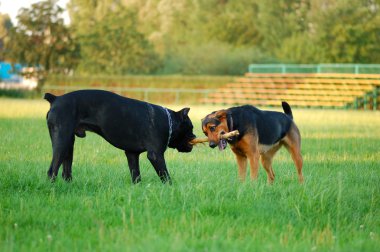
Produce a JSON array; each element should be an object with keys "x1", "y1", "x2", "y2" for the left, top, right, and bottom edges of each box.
[{"x1": 201, "y1": 102, "x2": 303, "y2": 183}]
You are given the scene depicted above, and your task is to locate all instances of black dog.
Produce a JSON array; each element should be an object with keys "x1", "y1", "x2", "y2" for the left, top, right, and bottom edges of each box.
[{"x1": 44, "y1": 90, "x2": 196, "y2": 184}]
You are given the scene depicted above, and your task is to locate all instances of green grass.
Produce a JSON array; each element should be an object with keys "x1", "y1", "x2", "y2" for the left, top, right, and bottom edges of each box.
[{"x1": 0, "y1": 99, "x2": 379, "y2": 251}]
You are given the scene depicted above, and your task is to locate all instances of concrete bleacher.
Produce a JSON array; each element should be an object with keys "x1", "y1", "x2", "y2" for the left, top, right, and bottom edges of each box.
[{"x1": 202, "y1": 73, "x2": 380, "y2": 110}]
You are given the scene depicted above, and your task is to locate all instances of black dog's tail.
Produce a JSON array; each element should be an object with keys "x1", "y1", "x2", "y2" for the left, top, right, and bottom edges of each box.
[
  {"x1": 282, "y1": 101, "x2": 293, "y2": 119},
  {"x1": 44, "y1": 93, "x2": 57, "y2": 104}
]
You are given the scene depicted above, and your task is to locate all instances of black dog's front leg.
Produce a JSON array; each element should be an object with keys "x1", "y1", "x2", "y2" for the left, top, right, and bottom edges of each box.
[
  {"x1": 125, "y1": 151, "x2": 141, "y2": 184},
  {"x1": 147, "y1": 151, "x2": 171, "y2": 184}
]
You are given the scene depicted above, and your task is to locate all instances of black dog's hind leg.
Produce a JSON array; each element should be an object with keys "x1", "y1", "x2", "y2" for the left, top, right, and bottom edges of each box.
[
  {"x1": 47, "y1": 124, "x2": 75, "y2": 181},
  {"x1": 147, "y1": 151, "x2": 171, "y2": 184},
  {"x1": 125, "y1": 151, "x2": 141, "y2": 184},
  {"x1": 62, "y1": 135, "x2": 75, "y2": 181}
]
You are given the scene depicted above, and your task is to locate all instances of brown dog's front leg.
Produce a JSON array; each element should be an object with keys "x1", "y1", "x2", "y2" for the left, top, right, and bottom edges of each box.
[
  {"x1": 248, "y1": 151, "x2": 260, "y2": 181},
  {"x1": 232, "y1": 148, "x2": 247, "y2": 182}
]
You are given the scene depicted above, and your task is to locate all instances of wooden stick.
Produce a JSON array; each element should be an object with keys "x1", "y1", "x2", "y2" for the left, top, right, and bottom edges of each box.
[{"x1": 189, "y1": 130, "x2": 240, "y2": 145}]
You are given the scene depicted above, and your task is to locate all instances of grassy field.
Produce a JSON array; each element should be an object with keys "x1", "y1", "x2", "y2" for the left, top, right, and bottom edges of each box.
[{"x1": 0, "y1": 98, "x2": 379, "y2": 251}]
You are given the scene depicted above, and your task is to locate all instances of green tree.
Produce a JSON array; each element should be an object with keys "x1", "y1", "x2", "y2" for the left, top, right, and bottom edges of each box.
[
  {"x1": 311, "y1": 0, "x2": 380, "y2": 63},
  {"x1": 262, "y1": 0, "x2": 380, "y2": 64},
  {"x1": 199, "y1": 0, "x2": 262, "y2": 47},
  {"x1": 4, "y1": 0, "x2": 79, "y2": 73},
  {"x1": 126, "y1": 0, "x2": 268, "y2": 74},
  {"x1": 68, "y1": 0, "x2": 115, "y2": 35},
  {"x1": 76, "y1": 8, "x2": 161, "y2": 74},
  {"x1": 67, "y1": 0, "x2": 380, "y2": 74},
  {"x1": 0, "y1": 13, "x2": 13, "y2": 60}
]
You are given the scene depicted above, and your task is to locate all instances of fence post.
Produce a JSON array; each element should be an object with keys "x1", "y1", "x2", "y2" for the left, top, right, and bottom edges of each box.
[
  {"x1": 374, "y1": 87, "x2": 378, "y2": 111},
  {"x1": 355, "y1": 64, "x2": 359, "y2": 74},
  {"x1": 354, "y1": 98, "x2": 358, "y2": 109},
  {"x1": 363, "y1": 94, "x2": 368, "y2": 110},
  {"x1": 248, "y1": 64, "x2": 253, "y2": 73}
]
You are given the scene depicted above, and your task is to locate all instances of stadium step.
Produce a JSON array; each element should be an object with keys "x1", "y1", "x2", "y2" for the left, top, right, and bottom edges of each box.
[{"x1": 202, "y1": 73, "x2": 380, "y2": 110}]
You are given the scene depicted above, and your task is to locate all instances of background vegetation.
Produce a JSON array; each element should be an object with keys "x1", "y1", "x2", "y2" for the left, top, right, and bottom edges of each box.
[
  {"x1": 0, "y1": 99, "x2": 379, "y2": 251},
  {"x1": 1, "y1": 0, "x2": 380, "y2": 76}
]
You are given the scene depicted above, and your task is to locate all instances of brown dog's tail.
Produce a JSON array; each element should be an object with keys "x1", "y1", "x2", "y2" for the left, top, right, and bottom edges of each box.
[
  {"x1": 282, "y1": 101, "x2": 293, "y2": 119},
  {"x1": 44, "y1": 93, "x2": 57, "y2": 104}
]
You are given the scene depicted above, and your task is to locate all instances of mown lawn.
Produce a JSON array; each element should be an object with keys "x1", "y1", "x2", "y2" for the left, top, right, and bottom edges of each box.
[{"x1": 0, "y1": 98, "x2": 379, "y2": 251}]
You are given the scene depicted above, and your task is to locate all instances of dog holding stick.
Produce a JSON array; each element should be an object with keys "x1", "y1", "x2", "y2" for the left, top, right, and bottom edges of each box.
[
  {"x1": 44, "y1": 90, "x2": 196, "y2": 184},
  {"x1": 201, "y1": 102, "x2": 304, "y2": 183}
]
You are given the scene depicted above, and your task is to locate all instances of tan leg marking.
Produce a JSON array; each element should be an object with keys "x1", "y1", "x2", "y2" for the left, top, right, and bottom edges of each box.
[
  {"x1": 247, "y1": 150, "x2": 260, "y2": 181},
  {"x1": 283, "y1": 123, "x2": 304, "y2": 183},
  {"x1": 231, "y1": 133, "x2": 258, "y2": 181},
  {"x1": 260, "y1": 143, "x2": 282, "y2": 184},
  {"x1": 241, "y1": 132, "x2": 260, "y2": 181},
  {"x1": 232, "y1": 152, "x2": 247, "y2": 181}
]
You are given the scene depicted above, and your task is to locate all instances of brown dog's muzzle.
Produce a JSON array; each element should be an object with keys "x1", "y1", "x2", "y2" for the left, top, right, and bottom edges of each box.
[{"x1": 209, "y1": 141, "x2": 217, "y2": 148}]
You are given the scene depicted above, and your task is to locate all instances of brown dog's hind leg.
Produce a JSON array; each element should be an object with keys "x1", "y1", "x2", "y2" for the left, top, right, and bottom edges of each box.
[
  {"x1": 283, "y1": 124, "x2": 304, "y2": 183},
  {"x1": 260, "y1": 144, "x2": 281, "y2": 184}
]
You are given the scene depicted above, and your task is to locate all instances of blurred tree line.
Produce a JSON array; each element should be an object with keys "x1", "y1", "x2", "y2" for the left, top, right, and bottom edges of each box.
[{"x1": 1, "y1": 0, "x2": 380, "y2": 76}]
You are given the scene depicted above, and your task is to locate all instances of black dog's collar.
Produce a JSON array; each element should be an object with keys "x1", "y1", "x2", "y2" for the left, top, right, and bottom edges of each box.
[{"x1": 162, "y1": 107, "x2": 172, "y2": 148}]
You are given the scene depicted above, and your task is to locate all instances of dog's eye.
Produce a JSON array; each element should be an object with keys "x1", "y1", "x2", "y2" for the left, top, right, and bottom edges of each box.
[{"x1": 209, "y1": 126, "x2": 216, "y2": 132}]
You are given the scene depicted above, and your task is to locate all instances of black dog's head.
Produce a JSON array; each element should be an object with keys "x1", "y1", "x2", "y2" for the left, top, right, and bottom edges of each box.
[{"x1": 169, "y1": 108, "x2": 196, "y2": 152}]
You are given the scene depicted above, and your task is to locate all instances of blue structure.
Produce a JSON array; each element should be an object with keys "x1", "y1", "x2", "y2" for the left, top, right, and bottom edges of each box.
[{"x1": 0, "y1": 62, "x2": 23, "y2": 83}]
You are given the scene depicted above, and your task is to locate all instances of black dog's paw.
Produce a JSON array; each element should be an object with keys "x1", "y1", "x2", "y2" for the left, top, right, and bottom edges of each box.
[
  {"x1": 62, "y1": 173, "x2": 73, "y2": 182},
  {"x1": 48, "y1": 175, "x2": 57, "y2": 183},
  {"x1": 161, "y1": 177, "x2": 172, "y2": 185},
  {"x1": 47, "y1": 170, "x2": 57, "y2": 183},
  {"x1": 132, "y1": 176, "x2": 141, "y2": 184}
]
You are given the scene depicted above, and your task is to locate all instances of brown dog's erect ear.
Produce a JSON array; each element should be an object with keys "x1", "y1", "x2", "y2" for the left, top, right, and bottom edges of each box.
[
  {"x1": 215, "y1": 110, "x2": 227, "y2": 120},
  {"x1": 178, "y1": 107, "x2": 190, "y2": 119}
]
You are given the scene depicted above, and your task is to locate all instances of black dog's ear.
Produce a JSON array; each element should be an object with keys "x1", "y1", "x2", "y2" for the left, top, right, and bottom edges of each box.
[
  {"x1": 178, "y1": 108, "x2": 190, "y2": 119},
  {"x1": 44, "y1": 93, "x2": 57, "y2": 104}
]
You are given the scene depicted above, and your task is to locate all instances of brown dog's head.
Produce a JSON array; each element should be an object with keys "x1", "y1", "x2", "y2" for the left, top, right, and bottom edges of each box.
[{"x1": 201, "y1": 110, "x2": 230, "y2": 150}]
